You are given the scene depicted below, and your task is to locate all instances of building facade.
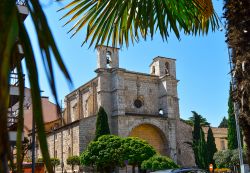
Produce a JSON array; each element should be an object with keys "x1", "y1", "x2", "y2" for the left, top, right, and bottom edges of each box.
[
  {"x1": 43, "y1": 46, "x2": 195, "y2": 172},
  {"x1": 203, "y1": 127, "x2": 228, "y2": 151}
]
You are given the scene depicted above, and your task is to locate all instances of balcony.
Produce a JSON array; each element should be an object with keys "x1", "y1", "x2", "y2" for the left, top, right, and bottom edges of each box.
[
  {"x1": 8, "y1": 73, "x2": 31, "y2": 129},
  {"x1": 7, "y1": 1, "x2": 29, "y2": 143},
  {"x1": 16, "y1": 0, "x2": 29, "y2": 21}
]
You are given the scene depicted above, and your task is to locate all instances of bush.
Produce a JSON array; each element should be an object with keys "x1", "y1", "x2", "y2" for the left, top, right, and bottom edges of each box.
[
  {"x1": 51, "y1": 158, "x2": 60, "y2": 167},
  {"x1": 122, "y1": 137, "x2": 156, "y2": 172},
  {"x1": 213, "y1": 149, "x2": 247, "y2": 168},
  {"x1": 37, "y1": 157, "x2": 60, "y2": 167},
  {"x1": 80, "y1": 135, "x2": 157, "y2": 173},
  {"x1": 67, "y1": 156, "x2": 80, "y2": 171},
  {"x1": 141, "y1": 155, "x2": 179, "y2": 171},
  {"x1": 80, "y1": 135, "x2": 124, "y2": 172}
]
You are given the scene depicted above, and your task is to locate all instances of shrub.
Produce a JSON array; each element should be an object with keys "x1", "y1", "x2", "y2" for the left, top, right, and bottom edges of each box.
[
  {"x1": 67, "y1": 155, "x2": 80, "y2": 171},
  {"x1": 80, "y1": 135, "x2": 157, "y2": 173},
  {"x1": 80, "y1": 135, "x2": 124, "y2": 172},
  {"x1": 37, "y1": 158, "x2": 60, "y2": 167},
  {"x1": 122, "y1": 137, "x2": 156, "y2": 172},
  {"x1": 141, "y1": 155, "x2": 179, "y2": 171}
]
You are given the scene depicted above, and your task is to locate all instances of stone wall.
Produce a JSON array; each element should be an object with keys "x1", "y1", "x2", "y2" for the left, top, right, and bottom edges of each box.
[
  {"x1": 43, "y1": 121, "x2": 80, "y2": 172},
  {"x1": 123, "y1": 73, "x2": 160, "y2": 115},
  {"x1": 203, "y1": 127, "x2": 228, "y2": 151},
  {"x1": 79, "y1": 116, "x2": 97, "y2": 153},
  {"x1": 176, "y1": 120, "x2": 195, "y2": 167},
  {"x1": 64, "y1": 78, "x2": 98, "y2": 124}
]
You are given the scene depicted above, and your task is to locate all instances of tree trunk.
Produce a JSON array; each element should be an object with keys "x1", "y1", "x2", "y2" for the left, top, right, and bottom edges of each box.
[
  {"x1": 224, "y1": 0, "x2": 250, "y2": 165},
  {"x1": 240, "y1": 119, "x2": 250, "y2": 164},
  {"x1": 99, "y1": 167, "x2": 104, "y2": 173},
  {"x1": 132, "y1": 165, "x2": 135, "y2": 173}
]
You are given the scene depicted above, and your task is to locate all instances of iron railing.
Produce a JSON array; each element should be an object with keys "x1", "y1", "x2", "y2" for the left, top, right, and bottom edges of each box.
[
  {"x1": 16, "y1": 0, "x2": 27, "y2": 6},
  {"x1": 9, "y1": 72, "x2": 25, "y2": 86}
]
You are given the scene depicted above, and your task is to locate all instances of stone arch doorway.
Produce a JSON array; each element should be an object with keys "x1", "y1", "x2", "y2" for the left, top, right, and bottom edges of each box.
[{"x1": 129, "y1": 123, "x2": 167, "y2": 155}]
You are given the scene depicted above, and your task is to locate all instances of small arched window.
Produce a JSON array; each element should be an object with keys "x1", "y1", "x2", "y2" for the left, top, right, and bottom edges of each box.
[
  {"x1": 106, "y1": 51, "x2": 112, "y2": 68},
  {"x1": 165, "y1": 62, "x2": 169, "y2": 75},
  {"x1": 159, "y1": 109, "x2": 164, "y2": 116}
]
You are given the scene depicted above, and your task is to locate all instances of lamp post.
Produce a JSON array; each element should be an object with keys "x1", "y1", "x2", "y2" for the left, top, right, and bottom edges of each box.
[
  {"x1": 31, "y1": 113, "x2": 35, "y2": 173},
  {"x1": 61, "y1": 100, "x2": 64, "y2": 173},
  {"x1": 228, "y1": 48, "x2": 244, "y2": 173}
]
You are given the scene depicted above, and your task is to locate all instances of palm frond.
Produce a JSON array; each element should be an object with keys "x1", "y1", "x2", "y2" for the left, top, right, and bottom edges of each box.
[
  {"x1": 59, "y1": 0, "x2": 220, "y2": 47},
  {"x1": 0, "y1": 1, "x2": 72, "y2": 172}
]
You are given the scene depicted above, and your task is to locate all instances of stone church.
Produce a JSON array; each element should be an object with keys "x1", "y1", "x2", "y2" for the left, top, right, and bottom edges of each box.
[{"x1": 42, "y1": 46, "x2": 195, "y2": 172}]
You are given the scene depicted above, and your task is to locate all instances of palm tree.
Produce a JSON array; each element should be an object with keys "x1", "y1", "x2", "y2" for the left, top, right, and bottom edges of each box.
[
  {"x1": 0, "y1": 0, "x2": 71, "y2": 172},
  {"x1": 224, "y1": 0, "x2": 250, "y2": 165},
  {"x1": 1, "y1": 0, "x2": 219, "y2": 173},
  {"x1": 185, "y1": 111, "x2": 210, "y2": 127}
]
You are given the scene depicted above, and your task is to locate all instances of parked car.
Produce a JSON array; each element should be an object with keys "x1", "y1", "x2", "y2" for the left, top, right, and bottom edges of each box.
[{"x1": 151, "y1": 168, "x2": 208, "y2": 173}]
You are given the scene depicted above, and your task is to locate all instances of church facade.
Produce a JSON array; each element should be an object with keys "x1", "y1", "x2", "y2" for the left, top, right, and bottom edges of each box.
[{"x1": 42, "y1": 46, "x2": 195, "y2": 172}]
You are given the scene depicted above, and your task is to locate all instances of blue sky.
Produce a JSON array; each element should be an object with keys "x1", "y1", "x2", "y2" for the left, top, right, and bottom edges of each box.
[{"x1": 24, "y1": 0, "x2": 231, "y2": 127}]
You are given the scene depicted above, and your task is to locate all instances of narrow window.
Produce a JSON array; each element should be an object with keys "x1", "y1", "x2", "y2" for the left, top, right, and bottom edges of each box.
[
  {"x1": 165, "y1": 62, "x2": 169, "y2": 75},
  {"x1": 152, "y1": 66, "x2": 155, "y2": 74},
  {"x1": 106, "y1": 51, "x2": 112, "y2": 68},
  {"x1": 221, "y1": 140, "x2": 225, "y2": 150}
]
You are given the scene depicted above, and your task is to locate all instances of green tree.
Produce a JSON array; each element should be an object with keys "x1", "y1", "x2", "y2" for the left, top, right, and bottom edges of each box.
[
  {"x1": 37, "y1": 158, "x2": 60, "y2": 171},
  {"x1": 227, "y1": 87, "x2": 237, "y2": 150},
  {"x1": 224, "y1": 0, "x2": 250, "y2": 164},
  {"x1": 213, "y1": 150, "x2": 231, "y2": 168},
  {"x1": 141, "y1": 155, "x2": 179, "y2": 171},
  {"x1": 80, "y1": 135, "x2": 124, "y2": 172},
  {"x1": 191, "y1": 111, "x2": 208, "y2": 169},
  {"x1": 196, "y1": 130, "x2": 208, "y2": 169},
  {"x1": 207, "y1": 127, "x2": 217, "y2": 166},
  {"x1": 67, "y1": 155, "x2": 80, "y2": 172},
  {"x1": 213, "y1": 149, "x2": 247, "y2": 169},
  {"x1": 95, "y1": 106, "x2": 110, "y2": 140},
  {"x1": 186, "y1": 111, "x2": 210, "y2": 127},
  {"x1": 122, "y1": 137, "x2": 156, "y2": 173},
  {"x1": 193, "y1": 111, "x2": 202, "y2": 141},
  {"x1": 218, "y1": 117, "x2": 228, "y2": 128}
]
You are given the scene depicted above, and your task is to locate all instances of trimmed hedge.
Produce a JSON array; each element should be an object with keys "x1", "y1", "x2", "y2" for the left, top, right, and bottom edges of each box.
[{"x1": 141, "y1": 155, "x2": 179, "y2": 171}]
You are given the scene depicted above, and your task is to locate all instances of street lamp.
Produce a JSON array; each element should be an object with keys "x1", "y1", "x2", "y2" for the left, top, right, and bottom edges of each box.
[{"x1": 228, "y1": 48, "x2": 245, "y2": 173}]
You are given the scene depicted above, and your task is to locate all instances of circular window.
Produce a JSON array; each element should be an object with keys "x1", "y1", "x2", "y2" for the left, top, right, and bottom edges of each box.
[{"x1": 134, "y1": 99, "x2": 143, "y2": 108}]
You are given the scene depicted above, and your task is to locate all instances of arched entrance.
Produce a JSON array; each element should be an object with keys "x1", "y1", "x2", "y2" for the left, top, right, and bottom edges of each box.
[{"x1": 129, "y1": 124, "x2": 167, "y2": 155}]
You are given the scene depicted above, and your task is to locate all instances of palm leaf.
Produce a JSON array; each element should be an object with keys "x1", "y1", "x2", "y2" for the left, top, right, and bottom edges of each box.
[
  {"x1": 16, "y1": 50, "x2": 25, "y2": 173},
  {"x1": 0, "y1": 1, "x2": 19, "y2": 172},
  {"x1": 59, "y1": 0, "x2": 220, "y2": 47},
  {"x1": 0, "y1": 1, "x2": 72, "y2": 172}
]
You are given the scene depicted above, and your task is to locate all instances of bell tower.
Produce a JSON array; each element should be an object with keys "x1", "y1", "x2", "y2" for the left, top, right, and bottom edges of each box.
[
  {"x1": 96, "y1": 45, "x2": 119, "y2": 69},
  {"x1": 150, "y1": 56, "x2": 176, "y2": 78}
]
